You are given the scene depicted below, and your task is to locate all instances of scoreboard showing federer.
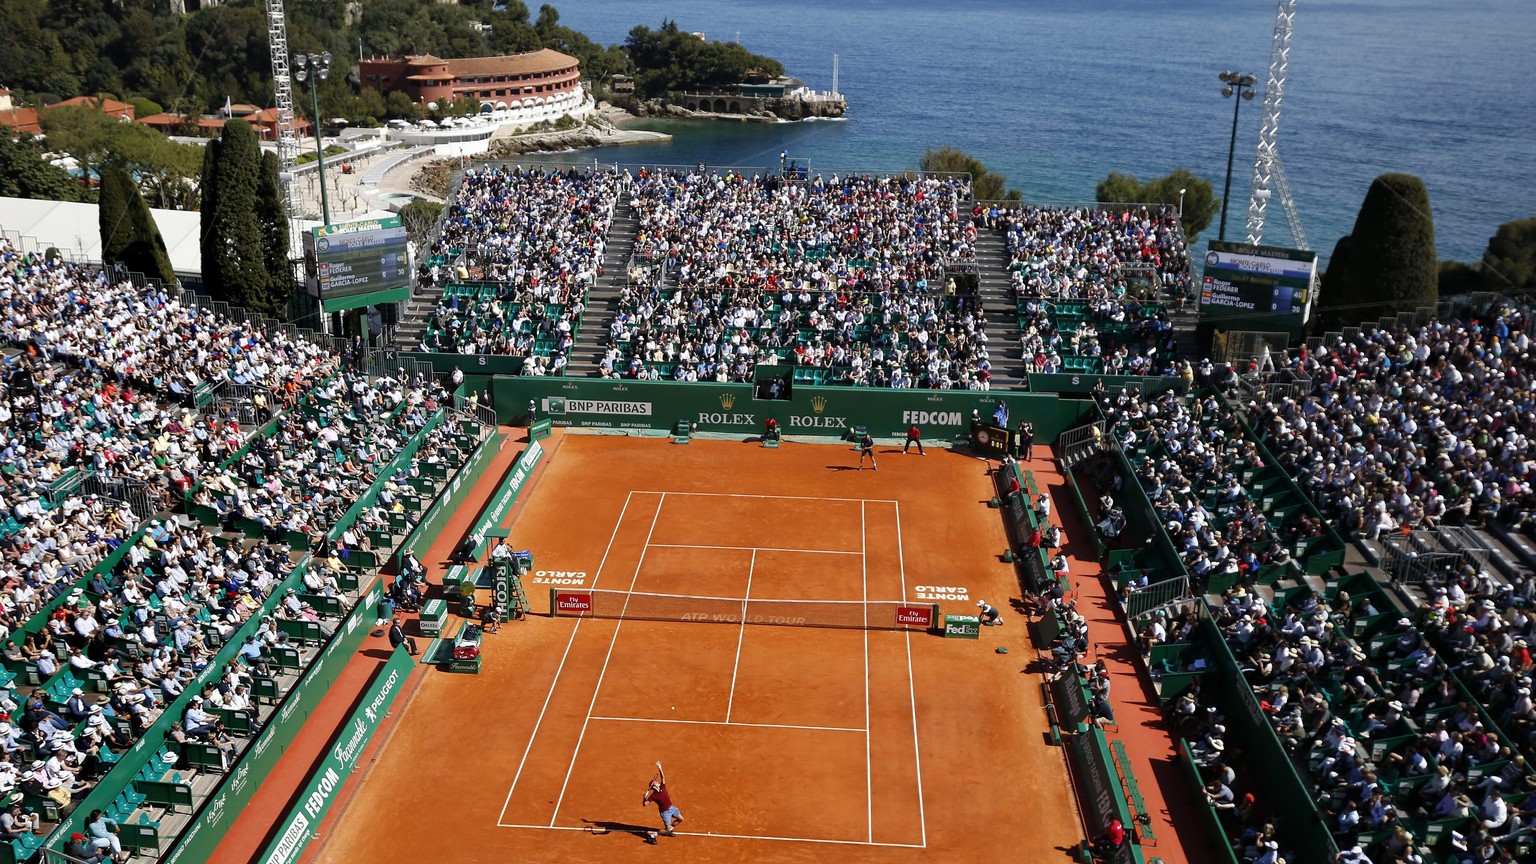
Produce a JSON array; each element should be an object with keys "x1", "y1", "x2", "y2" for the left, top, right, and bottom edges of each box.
[{"x1": 309, "y1": 216, "x2": 411, "y2": 305}]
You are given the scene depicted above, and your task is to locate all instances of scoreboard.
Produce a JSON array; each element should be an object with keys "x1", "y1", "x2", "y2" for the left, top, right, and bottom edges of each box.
[
  {"x1": 1199, "y1": 241, "x2": 1319, "y2": 333},
  {"x1": 306, "y1": 217, "x2": 411, "y2": 311}
]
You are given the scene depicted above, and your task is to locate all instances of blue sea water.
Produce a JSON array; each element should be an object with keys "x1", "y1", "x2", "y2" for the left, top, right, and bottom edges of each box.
[{"x1": 534, "y1": 0, "x2": 1535, "y2": 265}]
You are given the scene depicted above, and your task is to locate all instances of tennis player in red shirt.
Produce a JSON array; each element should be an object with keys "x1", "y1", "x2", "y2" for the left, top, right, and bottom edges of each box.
[{"x1": 642, "y1": 762, "x2": 684, "y2": 836}]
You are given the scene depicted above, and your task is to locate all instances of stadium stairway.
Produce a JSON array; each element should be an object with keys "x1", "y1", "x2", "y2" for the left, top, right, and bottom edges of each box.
[
  {"x1": 565, "y1": 209, "x2": 639, "y2": 377},
  {"x1": 974, "y1": 231, "x2": 1029, "y2": 385},
  {"x1": 393, "y1": 279, "x2": 445, "y2": 351}
]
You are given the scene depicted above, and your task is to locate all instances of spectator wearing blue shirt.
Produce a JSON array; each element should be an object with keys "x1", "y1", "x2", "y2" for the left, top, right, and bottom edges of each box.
[{"x1": 85, "y1": 808, "x2": 128, "y2": 862}]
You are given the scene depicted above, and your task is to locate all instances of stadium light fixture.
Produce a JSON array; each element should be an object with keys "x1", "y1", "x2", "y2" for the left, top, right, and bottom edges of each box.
[
  {"x1": 1217, "y1": 71, "x2": 1257, "y2": 241},
  {"x1": 293, "y1": 52, "x2": 334, "y2": 227}
]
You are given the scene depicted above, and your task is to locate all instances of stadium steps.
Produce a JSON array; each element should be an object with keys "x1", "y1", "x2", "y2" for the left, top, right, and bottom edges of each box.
[
  {"x1": 973, "y1": 232, "x2": 1029, "y2": 383},
  {"x1": 393, "y1": 286, "x2": 442, "y2": 351},
  {"x1": 566, "y1": 209, "x2": 640, "y2": 377},
  {"x1": 1485, "y1": 521, "x2": 1536, "y2": 576}
]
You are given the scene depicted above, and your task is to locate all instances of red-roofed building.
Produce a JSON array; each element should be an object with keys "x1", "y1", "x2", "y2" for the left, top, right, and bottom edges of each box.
[
  {"x1": 359, "y1": 48, "x2": 581, "y2": 109},
  {"x1": 0, "y1": 94, "x2": 135, "y2": 136},
  {"x1": 136, "y1": 107, "x2": 311, "y2": 141}
]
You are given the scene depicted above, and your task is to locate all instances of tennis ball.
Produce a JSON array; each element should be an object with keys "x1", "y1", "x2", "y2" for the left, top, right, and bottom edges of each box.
[{"x1": 670, "y1": 706, "x2": 676, "y2": 710}]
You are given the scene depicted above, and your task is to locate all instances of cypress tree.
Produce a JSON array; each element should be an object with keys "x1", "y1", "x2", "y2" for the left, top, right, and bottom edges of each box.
[
  {"x1": 200, "y1": 138, "x2": 223, "y2": 293},
  {"x1": 1344, "y1": 173, "x2": 1438, "y2": 323},
  {"x1": 199, "y1": 120, "x2": 268, "y2": 312},
  {"x1": 257, "y1": 150, "x2": 293, "y2": 312},
  {"x1": 100, "y1": 167, "x2": 175, "y2": 285},
  {"x1": 1316, "y1": 235, "x2": 1354, "y2": 331},
  {"x1": 99, "y1": 166, "x2": 131, "y2": 268}
]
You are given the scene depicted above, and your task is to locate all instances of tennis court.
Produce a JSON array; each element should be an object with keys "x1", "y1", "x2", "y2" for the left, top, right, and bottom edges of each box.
[{"x1": 312, "y1": 435, "x2": 1077, "y2": 864}]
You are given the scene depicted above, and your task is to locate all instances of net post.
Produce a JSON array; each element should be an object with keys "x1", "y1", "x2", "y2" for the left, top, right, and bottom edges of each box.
[
  {"x1": 549, "y1": 586, "x2": 559, "y2": 617},
  {"x1": 929, "y1": 602, "x2": 940, "y2": 635}
]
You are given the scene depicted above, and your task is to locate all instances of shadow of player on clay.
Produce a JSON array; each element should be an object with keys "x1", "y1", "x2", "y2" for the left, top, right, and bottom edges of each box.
[{"x1": 580, "y1": 819, "x2": 664, "y2": 844}]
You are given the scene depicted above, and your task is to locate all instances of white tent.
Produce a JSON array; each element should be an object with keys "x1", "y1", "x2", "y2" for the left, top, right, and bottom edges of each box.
[{"x1": 0, "y1": 196, "x2": 203, "y2": 279}]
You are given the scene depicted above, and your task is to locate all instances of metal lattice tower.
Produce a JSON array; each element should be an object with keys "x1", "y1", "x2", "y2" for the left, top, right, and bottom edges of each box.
[
  {"x1": 1244, "y1": 0, "x2": 1305, "y2": 248},
  {"x1": 265, "y1": 0, "x2": 306, "y2": 262}
]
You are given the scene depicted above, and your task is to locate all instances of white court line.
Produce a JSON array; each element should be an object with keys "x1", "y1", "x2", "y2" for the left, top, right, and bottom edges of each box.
[
  {"x1": 589, "y1": 716, "x2": 864, "y2": 733},
  {"x1": 648, "y1": 543, "x2": 862, "y2": 555},
  {"x1": 725, "y1": 549, "x2": 754, "y2": 723},
  {"x1": 860, "y1": 501, "x2": 872, "y2": 843},
  {"x1": 497, "y1": 823, "x2": 925, "y2": 848},
  {"x1": 894, "y1": 500, "x2": 928, "y2": 847},
  {"x1": 497, "y1": 490, "x2": 635, "y2": 827},
  {"x1": 548, "y1": 493, "x2": 666, "y2": 827},
  {"x1": 631, "y1": 490, "x2": 898, "y2": 504}
]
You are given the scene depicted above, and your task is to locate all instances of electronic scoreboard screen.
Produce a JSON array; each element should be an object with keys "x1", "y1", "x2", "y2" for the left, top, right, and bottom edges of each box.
[{"x1": 309, "y1": 217, "x2": 411, "y2": 306}]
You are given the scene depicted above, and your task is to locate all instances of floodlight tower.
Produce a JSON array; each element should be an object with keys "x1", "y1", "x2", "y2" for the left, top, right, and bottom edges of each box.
[
  {"x1": 265, "y1": 0, "x2": 306, "y2": 268},
  {"x1": 1244, "y1": 0, "x2": 1308, "y2": 250}
]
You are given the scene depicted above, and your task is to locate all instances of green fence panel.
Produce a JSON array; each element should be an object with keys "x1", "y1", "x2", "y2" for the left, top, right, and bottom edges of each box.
[
  {"x1": 489, "y1": 378, "x2": 1090, "y2": 444},
  {"x1": 158, "y1": 580, "x2": 385, "y2": 864},
  {"x1": 1027, "y1": 373, "x2": 1185, "y2": 397},
  {"x1": 467, "y1": 441, "x2": 545, "y2": 542},
  {"x1": 376, "y1": 349, "x2": 526, "y2": 376},
  {"x1": 258, "y1": 645, "x2": 414, "y2": 864}
]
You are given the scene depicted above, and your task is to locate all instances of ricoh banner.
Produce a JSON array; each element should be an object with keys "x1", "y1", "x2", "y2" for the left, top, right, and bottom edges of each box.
[{"x1": 502, "y1": 379, "x2": 1090, "y2": 443}]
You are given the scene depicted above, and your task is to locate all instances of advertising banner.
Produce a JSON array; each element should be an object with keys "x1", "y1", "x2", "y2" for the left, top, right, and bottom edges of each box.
[
  {"x1": 943, "y1": 614, "x2": 981, "y2": 639},
  {"x1": 260, "y1": 646, "x2": 415, "y2": 864},
  {"x1": 895, "y1": 605, "x2": 936, "y2": 628},
  {"x1": 554, "y1": 591, "x2": 593, "y2": 613},
  {"x1": 495, "y1": 378, "x2": 1091, "y2": 445}
]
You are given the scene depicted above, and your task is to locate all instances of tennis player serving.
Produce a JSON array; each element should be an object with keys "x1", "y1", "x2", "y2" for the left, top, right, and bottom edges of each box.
[{"x1": 642, "y1": 761, "x2": 684, "y2": 836}]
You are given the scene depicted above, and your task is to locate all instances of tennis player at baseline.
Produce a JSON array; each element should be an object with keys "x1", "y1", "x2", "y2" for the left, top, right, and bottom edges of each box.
[{"x1": 643, "y1": 763, "x2": 684, "y2": 837}]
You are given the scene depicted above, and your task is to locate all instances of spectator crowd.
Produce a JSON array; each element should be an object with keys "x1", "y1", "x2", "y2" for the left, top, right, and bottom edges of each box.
[
  {"x1": 421, "y1": 165, "x2": 621, "y2": 369},
  {"x1": 0, "y1": 239, "x2": 475, "y2": 840}
]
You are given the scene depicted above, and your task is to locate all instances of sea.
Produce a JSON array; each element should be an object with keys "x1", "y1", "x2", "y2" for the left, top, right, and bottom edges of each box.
[{"x1": 525, "y1": 0, "x2": 1534, "y2": 265}]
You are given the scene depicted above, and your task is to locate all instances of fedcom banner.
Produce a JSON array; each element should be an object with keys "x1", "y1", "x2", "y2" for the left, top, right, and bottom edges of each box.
[{"x1": 260, "y1": 646, "x2": 415, "y2": 864}]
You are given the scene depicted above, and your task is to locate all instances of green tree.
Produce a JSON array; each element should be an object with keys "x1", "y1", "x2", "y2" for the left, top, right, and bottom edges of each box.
[
  {"x1": 1094, "y1": 171, "x2": 1143, "y2": 206},
  {"x1": 257, "y1": 151, "x2": 293, "y2": 309},
  {"x1": 919, "y1": 146, "x2": 1021, "y2": 202},
  {"x1": 1480, "y1": 216, "x2": 1536, "y2": 291},
  {"x1": 1317, "y1": 174, "x2": 1438, "y2": 329},
  {"x1": 42, "y1": 106, "x2": 202, "y2": 210},
  {"x1": 98, "y1": 166, "x2": 176, "y2": 284},
  {"x1": 200, "y1": 120, "x2": 273, "y2": 313},
  {"x1": 384, "y1": 90, "x2": 420, "y2": 120},
  {"x1": 0, "y1": 133, "x2": 90, "y2": 202},
  {"x1": 625, "y1": 21, "x2": 777, "y2": 98},
  {"x1": 399, "y1": 198, "x2": 444, "y2": 258},
  {"x1": 1096, "y1": 168, "x2": 1219, "y2": 238}
]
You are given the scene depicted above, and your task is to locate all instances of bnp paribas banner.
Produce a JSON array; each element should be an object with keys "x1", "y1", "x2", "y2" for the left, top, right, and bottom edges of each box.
[
  {"x1": 1200, "y1": 240, "x2": 1319, "y2": 332},
  {"x1": 494, "y1": 378, "x2": 1092, "y2": 442}
]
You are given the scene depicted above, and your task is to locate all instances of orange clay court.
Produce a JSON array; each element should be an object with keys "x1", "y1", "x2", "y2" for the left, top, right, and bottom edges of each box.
[{"x1": 312, "y1": 434, "x2": 1078, "y2": 863}]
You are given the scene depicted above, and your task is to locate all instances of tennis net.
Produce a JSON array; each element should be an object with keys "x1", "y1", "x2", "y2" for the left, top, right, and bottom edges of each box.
[{"x1": 549, "y1": 588, "x2": 938, "y2": 631}]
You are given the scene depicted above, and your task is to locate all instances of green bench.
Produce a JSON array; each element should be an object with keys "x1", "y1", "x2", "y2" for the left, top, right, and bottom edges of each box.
[
  {"x1": 270, "y1": 645, "x2": 303, "y2": 671},
  {"x1": 1110, "y1": 740, "x2": 1155, "y2": 846},
  {"x1": 140, "y1": 778, "x2": 196, "y2": 813},
  {"x1": 299, "y1": 592, "x2": 346, "y2": 619},
  {"x1": 277, "y1": 618, "x2": 326, "y2": 645},
  {"x1": 443, "y1": 565, "x2": 480, "y2": 587}
]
